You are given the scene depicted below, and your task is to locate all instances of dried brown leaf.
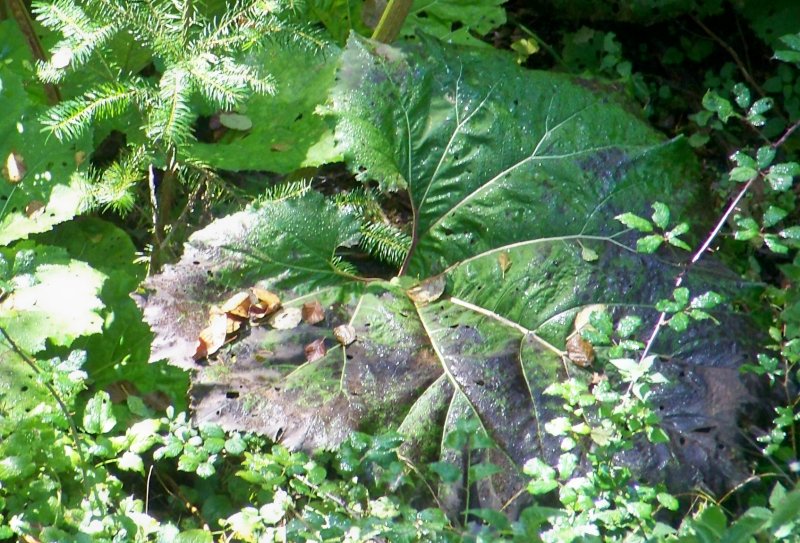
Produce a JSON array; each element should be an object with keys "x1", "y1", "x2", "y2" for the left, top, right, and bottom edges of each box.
[
  {"x1": 304, "y1": 338, "x2": 327, "y2": 362},
  {"x1": 407, "y1": 274, "x2": 446, "y2": 304},
  {"x1": 333, "y1": 324, "x2": 356, "y2": 346},
  {"x1": 220, "y1": 291, "x2": 252, "y2": 318},
  {"x1": 566, "y1": 334, "x2": 595, "y2": 367},
  {"x1": 302, "y1": 300, "x2": 325, "y2": 324},
  {"x1": 194, "y1": 313, "x2": 228, "y2": 360}
]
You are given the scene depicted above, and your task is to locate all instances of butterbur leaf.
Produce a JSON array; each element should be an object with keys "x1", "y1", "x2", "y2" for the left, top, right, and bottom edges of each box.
[
  {"x1": 0, "y1": 243, "x2": 105, "y2": 353},
  {"x1": 139, "y1": 36, "x2": 767, "y2": 507},
  {"x1": 0, "y1": 22, "x2": 91, "y2": 244}
]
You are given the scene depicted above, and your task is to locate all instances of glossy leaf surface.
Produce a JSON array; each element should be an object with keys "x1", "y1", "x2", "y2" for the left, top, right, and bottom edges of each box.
[{"x1": 140, "y1": 36, "x2": 765, "y2": 504}]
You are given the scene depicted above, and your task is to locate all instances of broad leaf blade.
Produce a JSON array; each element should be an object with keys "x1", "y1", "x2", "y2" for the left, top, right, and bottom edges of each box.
[
  {"x1": 141, "y1": 37, "x2": 766, "y2": 506},
  {"x1": 329, "y1": 35, "x2": 706, "y2": 275},
  {"x1": 0, "y1": 22, "x2": 91, "y2": 245},
  {"x1": 0, "y1": 243, "x2": 105, "y2": 353}
]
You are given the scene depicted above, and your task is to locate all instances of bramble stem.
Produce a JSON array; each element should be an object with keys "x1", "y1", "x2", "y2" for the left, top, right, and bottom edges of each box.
[{"x1": 640, "y1": 177, "x2": 755, "y2": 360}]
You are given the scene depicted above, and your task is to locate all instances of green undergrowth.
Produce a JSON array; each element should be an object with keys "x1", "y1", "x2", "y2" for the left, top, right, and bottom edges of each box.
[{"x1": 2, "y1": 0, "x2": 800, "y2": 542}]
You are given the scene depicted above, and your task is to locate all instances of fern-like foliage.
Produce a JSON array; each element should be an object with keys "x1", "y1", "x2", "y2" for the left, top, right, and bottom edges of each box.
[
  {"x1": 333, "y1": 188, "x2": 410, "y2": 266},
  {"x1": 35, "y1": 0, "x2": 301, "y2": 148},
  {"x1": 260, "y1": 180, "x2": 313, "y2": 203},
  {"x1": 85, "y1": 146, "x2": 148, "y2": 214},
  {"x1": 359, "y1": 221, "x2": 411, "y2": 268},
  {"x1": 33, "y1": 0, "x2": 327, "y2": 253}
]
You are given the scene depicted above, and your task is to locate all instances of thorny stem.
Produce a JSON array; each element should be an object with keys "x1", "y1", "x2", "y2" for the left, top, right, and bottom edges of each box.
[
  {"x1": 640, "y1": 177, "x2": 754, "y2": 360},
  {"x1": 641, "y1": 115, "x2": 800, "y2": 360},
  {"x1": 0, "y1": 327, "x2": 102, "y2": 509},
  {"x1": 772, "y1": 119, "x2": 800, "y2": 149}
]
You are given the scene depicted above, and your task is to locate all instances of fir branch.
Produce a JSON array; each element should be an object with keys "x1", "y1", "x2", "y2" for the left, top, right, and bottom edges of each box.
[
  {"x1": 360, "y1": 221, "x2": 411, "y2": 267},
  {"x1": 334, "y1": 187, "x2": 382, "y2": 216},
  {"x1": 36, "y1": 23, "x2": 116, "y2": 82},
  {"x1": 33, "y1": 0, "x2": 99, "y2": 38},
  {"x1": 88, "y1": 146, "x2": 148, "y2": 214},
  {"x1": 146, "y1": 65, "x2": 194, "y2": 145},
  {"x1": 187, "y1": 54, "x2": 249, "y2": 108},
  {"x1": 41, "y1": 82, "x2": 144, "y2": 141},
  {"x1": 260, "y1": 179, "x2": 313, "y2": 203},
  {"x1": 331, "y1": 255, "x2": 358, "y2": 276}
]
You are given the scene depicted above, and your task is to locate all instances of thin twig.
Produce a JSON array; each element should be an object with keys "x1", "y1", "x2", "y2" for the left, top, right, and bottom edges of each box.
[
  {"x1": 772, "y1": 119, "x2": 800, "y2": 149},
  {"x1": 640, "y1": 177, "x2": 754, "y2": 360},
  {"x1": 692, "y1": 15, "x2": 767, "y2": 100}
]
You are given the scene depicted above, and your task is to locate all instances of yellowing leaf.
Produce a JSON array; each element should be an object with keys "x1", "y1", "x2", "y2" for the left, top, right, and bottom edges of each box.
[
  {"x1": 220, "y1": 291, "x2": 252, "y2": 318},
  {"x1": 4, "y1": 151, "x2": 25, "y2": 183},
  {"x1": 269, "y1": 307, "x2": 302, "y2": 330},
  {"x1": 194, "y1": 313, "x2": 228, "y2": 360},
  {"x1": 333, "y1": 324, "x2": 356, "y2": 346}
]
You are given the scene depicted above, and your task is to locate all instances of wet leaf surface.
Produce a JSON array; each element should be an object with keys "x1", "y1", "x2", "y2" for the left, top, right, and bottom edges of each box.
[{"x1": 138, "y1": 36, "x2": 769, "y2": 509}]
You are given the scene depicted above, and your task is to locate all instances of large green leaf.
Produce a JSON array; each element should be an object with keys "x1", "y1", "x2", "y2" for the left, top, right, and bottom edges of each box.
[
  {"x1": 329, "y1": 35, "x2": 707, "y2": 274},
  {"x1": 139, "y1": 36, "x2": 766, "y2": 504},
  {"x1": 185, "y1": 46, "x2": 340, "y2": 174},
  {"x1": 0, "y1": 243, "x2": 105, "y2": 353},
  {"x1": 401, "y1": 0, "x2": 507, "y2": 47},
  {"x1": 0, "y1": 21, "x2": 91, "y2": 246},
  {"x1": 36, "y1": 218, "x2": 188, "y2": 407}
]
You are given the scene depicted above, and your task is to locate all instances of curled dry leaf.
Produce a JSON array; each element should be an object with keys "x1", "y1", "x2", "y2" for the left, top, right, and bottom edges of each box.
[
  {"x1": 194, "y1": 313, "x2": 229, "y2": 360},
  {"x1": 407, "y1": 274, "x2": 446, "y2": 304},
  {"x1": 250, "y1": 287, "x2": 281, "y2": 321},
  {"x1": 220, "y1": 291, "x2": 252, "y2": 318},
  {"x1": 5, "y1": 151, "x2": 25, "y2": 183},
  {"x1": 269, "y1": 307, "x2": 303, "y2": 330},
  {"x1": 333, "y1": 324, "x2": 356, "y2": 346},
  {"x1": 566, "y1": 334, "x2": 595, "y2": 367},
  {"x1": 302, "y1": 300, "x2": 325, "y2": 324},
  {"x1": 498, "y1": 251, "x2": 511, "y2": 274},
  {"x1": 304, "y1": 338, "x2": 326, "y2": 362}
]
